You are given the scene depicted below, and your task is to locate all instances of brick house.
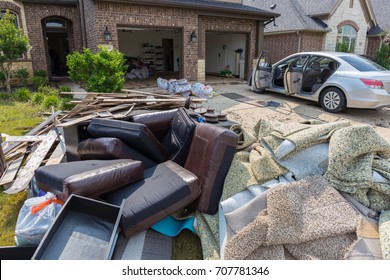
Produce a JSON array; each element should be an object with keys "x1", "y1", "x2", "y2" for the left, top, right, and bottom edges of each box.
[
  {"x1": 1, "y1": 0, "x2": 277, "y2": 82},
  {"x1": 245, "y1": 0, "x2": 389, "y2": 62}
]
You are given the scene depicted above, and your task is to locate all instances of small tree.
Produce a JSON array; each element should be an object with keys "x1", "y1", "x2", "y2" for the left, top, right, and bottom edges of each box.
[
  {"x1": 0, "y1": 11, "x2": 30, "y2": 93},
  {"x1": 67, "y1": 46, "x2": 128, "y2": 93},
  {"x1": 375, "y1": 41, "x2": 390, "y2": 70}
]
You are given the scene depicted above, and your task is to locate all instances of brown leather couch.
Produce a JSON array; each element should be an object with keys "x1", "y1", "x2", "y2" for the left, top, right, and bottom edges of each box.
[{"x1": 35, "y1": 108, "x2": 238, "y2": 237}]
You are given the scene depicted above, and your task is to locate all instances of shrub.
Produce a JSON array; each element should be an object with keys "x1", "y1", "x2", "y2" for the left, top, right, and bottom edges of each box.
[
  {"x1": 59, "y1": 96, "x2": 75, "y2": 111},
  {"x1": 14, "y1": 68, "x2": 29, "y2": 86},
  {"x1": 32, "y1": 93, "x2": 45, "y2": 105},
  {"x1": 38, "y1": 85, "x2": 58, "y2": 96},
  {"x1": 0, "y1": 70, "x2": 5, "y2": 87},
  {"x1": 375, "y1": 43, "x2": 390, "y2": 70},
  {"x1": 0, "y1": 91, "x2": 11, "y2": 100},
  {"x1": 42, "y1": 94, "x2": 59, "y2": 109},
  {"x1": 59, "y1": 85, "x2": 72, "y2": 93},
  {"x1": 32, "y1": 76, "x2": 49, "y2": 89},
  {"x1": 67, "y1": 46, "x2": 128, "y2": 92},
  {"x1": 13, "y1": 87, "x2": 31, "y2": 102},
  {"x1": 33, "y1": 70, "x2": 47, "y2": 78}
]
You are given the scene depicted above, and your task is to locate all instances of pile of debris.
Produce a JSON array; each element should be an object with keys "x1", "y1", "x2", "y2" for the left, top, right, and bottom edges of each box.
[{"x1": 0, "y1": 89, "x2": 206, "y2": 195}]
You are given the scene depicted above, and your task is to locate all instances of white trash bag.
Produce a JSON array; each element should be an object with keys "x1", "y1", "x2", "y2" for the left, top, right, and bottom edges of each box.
[{"x1": 15, "y1": 192, "x2": 63, "y2": 246}]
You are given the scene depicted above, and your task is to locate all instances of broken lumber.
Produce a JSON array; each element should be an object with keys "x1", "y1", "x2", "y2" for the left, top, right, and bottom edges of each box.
[
  {"x1": 5, "y1": 136, "x2": 46, "y2": 143},
  {"x1": 4, "y1": 130, "x2": 59, "y2": 194},
  {"x1": 0, "y1": 155, "x2": 24, "y2": 186}
]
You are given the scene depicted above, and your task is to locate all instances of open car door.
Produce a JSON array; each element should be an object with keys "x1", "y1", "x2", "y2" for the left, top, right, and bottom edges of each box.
[
  {"x1": 251, "y1": 50, "x2": 272, "y2": 92},
  {"x1": 283, "y1": 56, "x2": 306, "y2": 95}
]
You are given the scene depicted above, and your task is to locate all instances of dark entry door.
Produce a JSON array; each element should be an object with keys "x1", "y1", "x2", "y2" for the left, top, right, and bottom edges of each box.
[
  {"x1": 162, "y1": 39, "x2": 174, "y2": 71},
  {"x1": 46, "y1": 32, "x2": 70, "y2": 76}
]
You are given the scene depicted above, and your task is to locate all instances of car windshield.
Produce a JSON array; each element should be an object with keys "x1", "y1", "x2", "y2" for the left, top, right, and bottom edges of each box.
[{"x1": 339, "y1": 55, "x2": 387, "y2": 72}]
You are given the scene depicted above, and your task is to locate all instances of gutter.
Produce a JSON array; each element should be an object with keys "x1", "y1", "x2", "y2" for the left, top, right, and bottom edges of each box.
[
  {"x1": 297, "y1": 31, "x2": 301, "y2": 52},
  {"x1": 97, "y1": 0, "x2": 279, "y2": 21}
]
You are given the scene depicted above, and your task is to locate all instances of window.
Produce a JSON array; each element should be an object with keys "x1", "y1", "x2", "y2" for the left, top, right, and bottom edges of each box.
[
  {"x1": 336, "y1": 25, "x2": 357, "y2": 53},
  {"x1": 339, "y1": 55, "x2": 386, "y2": 72},
  {"x1": 349, "y1": 0, "x2": 354, "y2": 8},
  {"x1": 0, "y1": 10, "x2": 19, "y2": 28},
  {"x1": 45, "y1": 18, "x2": 66, "y2": 28}
]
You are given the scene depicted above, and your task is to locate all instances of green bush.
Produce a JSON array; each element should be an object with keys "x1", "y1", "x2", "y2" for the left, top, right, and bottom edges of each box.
[
  {"x1": 38, "y1": 85, "x2": 58, "y2": 96},
  {"x1": 375, "y1": 43, "x2": 390, "y2": 70},
  {"x1": 59, "y1": 85, "x2": 72, "y2": 93},
  {"x1": 59, "y1": 96, "x2": 75, "y2": 111},
  {"x1": 33, "y1": 70, "x2": 47, "y2": 78},
  {"x1": 0, "y1": 91, "x2": 11, "y2": 100},
  {"x1": 14, "y1": 68, "x2": 29, "y2": 86},
  {"x1": 67, "y1": 46, "x2": 128, "y2": 93},
  {"x1": 32, "y1": 92, "x2": 45, "y2": 105},
  {"x1": 13, "y1": 87, "x2": 31, "y2": 102},
  {"x1": 32, "y1": 76, "x2": 49, "y2": 89},
  {"x1": 0, "y1": 71, "x2": 5, "y2": 87},
  {"x1": 42, "y1": 94, "x2": 60, "y2": 109}
]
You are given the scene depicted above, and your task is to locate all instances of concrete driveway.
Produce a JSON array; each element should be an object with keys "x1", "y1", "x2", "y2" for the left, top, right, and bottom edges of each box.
[{"x1": 205, "y1": 84, "x2": 390, "y2": 141}]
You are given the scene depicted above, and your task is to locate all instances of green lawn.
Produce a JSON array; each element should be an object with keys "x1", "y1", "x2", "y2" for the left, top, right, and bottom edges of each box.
[{"x1": 0, "y1": 100, "x2": 44, "y2": 246}]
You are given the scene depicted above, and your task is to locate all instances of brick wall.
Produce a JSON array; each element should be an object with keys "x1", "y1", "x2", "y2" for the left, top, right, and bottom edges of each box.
[
  {"x1": 264, "y1": 33, "x2": 299, "y2": 62},
  {"x1": 201, "y1": 15, "x2": 257, "y2": 78},
  {"x1": 93, "y1": 2, "x2": 199, "y2": 81},
  {"x1": 301, "y1": 32, "x2": 325, "y2": 52},
  {"x1": 23, "y1": 3, "x2": 82, "y2": 74},
  {"x1": 9, "y1": 60, "x2": 33, "y2": 85},
  {"x1": 366, "y1": 37, "x2": 381, "y2": 58},
  {"x1": 82, "y1": 0, "x2": 97, "y2": 50}
]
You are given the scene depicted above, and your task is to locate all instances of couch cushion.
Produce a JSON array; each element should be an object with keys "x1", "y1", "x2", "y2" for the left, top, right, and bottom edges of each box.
[
  {"x1": 161, "y1": 108, "x2": 197, "y2": 166},
  {"x1": 105, "y1": 160, "x2": 200, "y2": 237},
  {"x1": 77, "y1": 137, "x2": 157, "y2": 169},
  {"x1": 35, "y1": 159, "x2": 144, "y2": 202},
  {"x1": 87, "y1": 118, "x2": 166, "y2": 163},
  {"x1": 184, "y1": 123, "x2": 238, "y2": 215}
]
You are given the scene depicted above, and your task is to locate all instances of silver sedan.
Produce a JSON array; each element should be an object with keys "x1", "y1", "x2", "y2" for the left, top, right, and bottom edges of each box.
[{"x1": 249, "y1": 51, "x2": 390, "y2": 113}]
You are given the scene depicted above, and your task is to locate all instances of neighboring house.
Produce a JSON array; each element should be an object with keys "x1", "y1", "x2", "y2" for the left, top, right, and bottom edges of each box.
[
  {"x1": 244, "y1": 0, "x2": 388, "y2": 62},
  {"x1": 0, "y1": 0, "x2": 278, "y2": 82}
]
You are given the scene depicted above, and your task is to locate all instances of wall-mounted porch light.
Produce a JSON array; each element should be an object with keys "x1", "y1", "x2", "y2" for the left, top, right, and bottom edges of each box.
[
  {"x1": 103, "y1": 26, "x2": 112, "y2": 42},
  {"x1": 190, "y1": 30, "x2": 198, "y2": 43}
]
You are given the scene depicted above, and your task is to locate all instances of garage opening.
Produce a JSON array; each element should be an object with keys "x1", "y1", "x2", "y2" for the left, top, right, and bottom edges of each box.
[
  {"x1": 205, "y1": 32, "x2": 247, "y2": 82},
  {"x1": 118, "y1": 27, "x2": 182, "y2": 85}
]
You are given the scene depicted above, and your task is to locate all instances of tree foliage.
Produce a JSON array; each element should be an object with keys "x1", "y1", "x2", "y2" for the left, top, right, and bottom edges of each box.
[
  {"x1": 0, "y1": 11, "x2": 30, "y2": 92},
  {"x1": 375, "y1": 41, "x2": 390, "y2": 70},
  {"x1": 66, "y1": 46, "x2": 128, "y2": 93}
]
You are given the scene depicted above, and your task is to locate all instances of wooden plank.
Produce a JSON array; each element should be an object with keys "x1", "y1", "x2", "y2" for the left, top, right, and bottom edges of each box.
[
  {"x1": 4, "y1": 130, "x2": 58, "y2": 194},
  {"x1": 5, "y1": 136, "x2": 46, "y2": 142},
  {"x1": 3, "y1": 111, "x2": 61, "y2": 155},
  {"x1": 57, "y1": 114, "x2": 97, "y2": 128},
  {"x1": 122, "y1": 89, "x2": 183, "y2": 99},
  {"x1": 0, "y1": 133, "x2": 6, "y2": 177},
  {"x1": 99, "y1": 98, "x2": 206, "y2": 102},
  {"x1": 0, "y1": 155, "x2": 24, "y2": 186},
  {"x1": 45, "y1": 136, "x2": 66, "y2": 166}
]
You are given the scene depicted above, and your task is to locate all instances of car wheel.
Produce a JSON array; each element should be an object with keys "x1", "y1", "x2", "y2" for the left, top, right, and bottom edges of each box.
[{"x1": 320, "y1": 87, "x2": 346, "y2": 113}]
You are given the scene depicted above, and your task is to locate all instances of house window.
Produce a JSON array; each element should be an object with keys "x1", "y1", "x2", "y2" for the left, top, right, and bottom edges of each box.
[
  {"x1": 349, "y1": 0, "x2": 354, "y2": 8},
  {"x1": 0, "y1": 10, "x2": 19, "y2": 28},
  {"x1": 45, "y1": 18, "x2": 67, "y2": 28},
  {"x1": 336, "y1": 25, "x2": 357, "y2": 52}
]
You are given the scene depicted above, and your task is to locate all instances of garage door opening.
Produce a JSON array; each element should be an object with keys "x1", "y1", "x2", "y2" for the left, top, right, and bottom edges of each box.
[
  {"x1": 118, "y1": 27, "x2": 182, "y2": 84},
  {"x1": 205, "y1": 32, "x2": 247, "y2": 82}
]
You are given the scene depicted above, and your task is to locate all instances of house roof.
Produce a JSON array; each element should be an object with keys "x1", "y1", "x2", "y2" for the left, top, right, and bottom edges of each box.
[
  {"x1": 243, "y1": 0, "x2": 332, "y2": 33},
  {"x1": 98, "y1": 0, "x2": 278, "y2": 20},
  {"x1": 368, "y1": 0, "x2": 390, "y2": 36},
  {"x1": 21, "y1": 0, "x2": 78, "y2": 5}
]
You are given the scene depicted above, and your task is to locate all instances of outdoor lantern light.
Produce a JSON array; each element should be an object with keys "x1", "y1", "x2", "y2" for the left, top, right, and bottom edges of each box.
[
  {"x1": 103, "y1": 26, "x2": 111, "y2": 42},
  {"x1": 190, "y1": 30, "x2": 198, "y2": 43}
]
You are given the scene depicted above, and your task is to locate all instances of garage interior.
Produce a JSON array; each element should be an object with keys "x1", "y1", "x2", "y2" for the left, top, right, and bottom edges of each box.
[
  {"x1": 117, "y1": 27, "x2": 182, "y2": 82},
  {"x1": 205, "y1": 32, "x2": 247, "y2": 79}
]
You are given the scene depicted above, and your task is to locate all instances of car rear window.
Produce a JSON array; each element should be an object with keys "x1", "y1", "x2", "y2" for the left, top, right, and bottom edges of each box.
[{"x1": 339, "y1": 55, "x2": 387, "y2": 71}]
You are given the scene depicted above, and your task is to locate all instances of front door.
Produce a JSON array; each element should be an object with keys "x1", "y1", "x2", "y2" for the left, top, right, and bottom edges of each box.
[
  {"x1": 46, "y1": 32, "x2": 70, "y2": 76},
  {"x1": 251, "y1": 50, "x2": 272, "y2": 92}
]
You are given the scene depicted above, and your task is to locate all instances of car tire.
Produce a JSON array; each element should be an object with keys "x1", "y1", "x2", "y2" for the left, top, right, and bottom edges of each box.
[{"x1": 319, "y1": 87, "x2": 346, "y2": 113}]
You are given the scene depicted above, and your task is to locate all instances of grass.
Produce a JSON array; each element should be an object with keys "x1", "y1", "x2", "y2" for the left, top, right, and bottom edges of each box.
[{"x1": 0, "y1": 99, "x2": 44, "y2": 246}]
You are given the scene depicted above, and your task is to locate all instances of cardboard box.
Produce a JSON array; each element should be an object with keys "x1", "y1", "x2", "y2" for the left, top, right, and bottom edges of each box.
[{"x1": 32, "y1": 194, "x2": 123, "y2": 260}]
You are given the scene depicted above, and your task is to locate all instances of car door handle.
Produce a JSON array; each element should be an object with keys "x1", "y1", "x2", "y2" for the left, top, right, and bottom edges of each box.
[{"x1": 293, "y1": 78, "x2": 300, "y2": 84}]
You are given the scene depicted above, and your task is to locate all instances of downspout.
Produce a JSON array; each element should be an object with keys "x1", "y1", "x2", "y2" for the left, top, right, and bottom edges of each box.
[{"x1": 297, "y1": 31, "x2": 302, "y2": 52}]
